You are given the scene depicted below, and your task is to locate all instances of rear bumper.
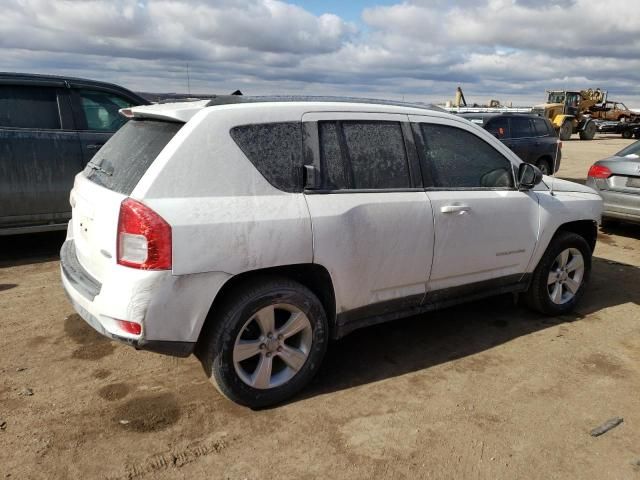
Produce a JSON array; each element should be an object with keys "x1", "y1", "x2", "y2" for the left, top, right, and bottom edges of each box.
[
  {"x1": 61, "y1": 259, "x2": 195, "y2": 357},
  {"x1": 60, "y1": 238, "x2": 232, "y2": 357},
  {"x1": 597, "y1": 189, "x2": 640, "y2": 222}
]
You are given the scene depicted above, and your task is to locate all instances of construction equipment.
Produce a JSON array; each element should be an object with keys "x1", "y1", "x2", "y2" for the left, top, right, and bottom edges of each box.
[
  {"x1": 531, "y1": 89, "x2": 606, "y2": 141},
  {"x1": 454, "y1": 86, "x2": 467, "y2": 107}
]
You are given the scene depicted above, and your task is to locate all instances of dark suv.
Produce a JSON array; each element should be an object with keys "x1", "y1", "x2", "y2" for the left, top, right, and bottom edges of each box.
[
  {"x1": 460, "y1": 113, "x2": 561, "y2": 174},
  {"x1": 0, "y1": 72, "x2": 148, "y2": 235}
]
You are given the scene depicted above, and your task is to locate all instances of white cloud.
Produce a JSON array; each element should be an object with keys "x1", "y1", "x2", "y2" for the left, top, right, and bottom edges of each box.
[{"x1": 1, "y1": 0, "x2": 639, "y2": 105}]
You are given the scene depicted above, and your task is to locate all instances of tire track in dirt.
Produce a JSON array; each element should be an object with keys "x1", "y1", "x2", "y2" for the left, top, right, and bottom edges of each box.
[{"x1": 106, "y1": 435, "x2": 230, "y2": 480}]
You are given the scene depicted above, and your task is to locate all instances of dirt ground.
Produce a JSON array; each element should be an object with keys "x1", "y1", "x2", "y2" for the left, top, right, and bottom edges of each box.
[{"x1": 1, "y1": 133, "x2": 640, "y2": 479}]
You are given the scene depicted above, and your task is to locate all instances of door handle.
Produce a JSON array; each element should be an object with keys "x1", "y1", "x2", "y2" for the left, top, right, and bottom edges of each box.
[
  {"x1": 87, "y1": 144, "x2": 104, "y2": 150},
  {"x1": 441, "y1": 205, "x2": 471, "y2": 214}
]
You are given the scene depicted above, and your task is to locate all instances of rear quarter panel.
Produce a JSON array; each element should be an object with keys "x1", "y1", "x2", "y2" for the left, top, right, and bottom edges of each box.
[{"x1": 134, "y1": 105, "x2": 313, "y2": 276}]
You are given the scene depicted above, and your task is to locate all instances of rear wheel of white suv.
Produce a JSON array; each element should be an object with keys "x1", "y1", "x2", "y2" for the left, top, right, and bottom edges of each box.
[
  {"x1": 524, "y1": 232, "x2": 591, "y2": 316},
  {"x1": 198, "y1": 277, "x2": 328, "y2": 408}
]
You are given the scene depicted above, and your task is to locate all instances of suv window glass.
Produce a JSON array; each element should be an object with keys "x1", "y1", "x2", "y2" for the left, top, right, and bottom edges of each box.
[
  {"x1": 77, "y1": 89, "x2": 133, "y2": 132},
  {"x1": 341, "y1": 121, "x2": 410, "y2": 189},
  {"x1": 510, "y1": 117, "x2": 532, "y2": 138},
  {"x1": 83, "y1": 119, "x2": 182, "y2": 195},
  {"x1": 532, "y1": 117, "x2": 550, "y2": 137},
  {"x1": 419, "y1": 123, "x2": 514, "y2": 189},
  {"x1": 318, "y1": 121, "x2": 347, "y2": 189},
  {"x1": 485, "y1": 117, "x2": 510, "y2": 139},
  {"x1": 230, "y1": 122, "x2": 303, "y2": 193},
  {"x1": 0, "y1": 85, "x2": 60, "y2": 129}
]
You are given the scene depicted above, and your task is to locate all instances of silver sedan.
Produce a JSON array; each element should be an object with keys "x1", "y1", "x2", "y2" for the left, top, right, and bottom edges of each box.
[{"x1": 586, "y1": 140, "x2": 640, "y2": 223}]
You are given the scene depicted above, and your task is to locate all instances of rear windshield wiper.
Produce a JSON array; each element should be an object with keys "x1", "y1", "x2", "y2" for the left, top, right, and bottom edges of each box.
[{"x1": 86, "y1": 159, "x2": 113, "y2": 176}]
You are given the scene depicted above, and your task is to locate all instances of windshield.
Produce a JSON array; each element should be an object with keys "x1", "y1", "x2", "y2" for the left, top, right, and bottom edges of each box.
[
  {"x1": 83, "y1": 119, "x2": 183, "y2": 195},
  {"x1": 615, "y1": 141, "x2": 640, "y2": 157},
  {"x1": 547, "y1": 92, "x2": 565, "y2": 104}
]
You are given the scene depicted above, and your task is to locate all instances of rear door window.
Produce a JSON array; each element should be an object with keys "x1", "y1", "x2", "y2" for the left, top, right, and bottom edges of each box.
[
  {"x1": 510, "y1": 117, "x2": 533, "y2": 138},
  {"x1": 532, "y1": 118, "x2": 551, "y2": 136},
  {"x1": 83, "y1": 119, "x2": 182, "y2": 194},
  {"x1": 76, "y1": 89, "x2": 134, "y2": 132},
  {"x1": 0, "y1": 85, "x2": 61, "y2": 129},
  {"x1": 318, "y1": 121, "x2": 348, "y2": 189},
  {"x1": 341, "y1": 121, "x2": 410, "y2": 189}
]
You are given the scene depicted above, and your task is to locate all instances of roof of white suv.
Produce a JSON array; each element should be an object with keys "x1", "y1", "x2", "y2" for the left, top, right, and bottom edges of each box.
[{"x1": 128, "y1": 95, "x2": 449, "y2": 123}]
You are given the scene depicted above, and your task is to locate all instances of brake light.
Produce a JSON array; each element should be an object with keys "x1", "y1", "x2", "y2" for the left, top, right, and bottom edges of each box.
[
  {"x1": 117, "y1": 198, "x2": 172, "y2": 270},
  {"x1": 116, "y1": 320, "x2": 142, "y2": 335},
  {"x1": 587, "y1": 165, "x2": 612, "y2": 179}
]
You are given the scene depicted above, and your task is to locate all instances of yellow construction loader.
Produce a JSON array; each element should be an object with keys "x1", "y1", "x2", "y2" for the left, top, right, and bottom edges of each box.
[{"x1": 531, "y1": 89, "x2": 605, "y2": 140}]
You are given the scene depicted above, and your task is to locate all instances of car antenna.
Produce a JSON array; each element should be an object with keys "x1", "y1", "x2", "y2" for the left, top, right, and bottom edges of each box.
[{"x1": 550, "y1": 125, "x2": 561, "y2": 197}]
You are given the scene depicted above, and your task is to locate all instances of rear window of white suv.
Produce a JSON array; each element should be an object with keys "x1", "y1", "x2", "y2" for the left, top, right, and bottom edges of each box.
[{"x1": 83, "y1": 119, "x2": 183, "y2": 194}]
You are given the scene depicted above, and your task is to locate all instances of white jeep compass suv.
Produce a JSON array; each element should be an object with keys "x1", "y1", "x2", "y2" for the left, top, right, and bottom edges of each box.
[{"x1": 61, "y1": 96, "x2": 603, "y2": 407}]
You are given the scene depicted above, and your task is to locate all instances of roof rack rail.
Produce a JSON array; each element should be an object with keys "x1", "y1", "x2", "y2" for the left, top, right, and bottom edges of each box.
[{"x1": 204, "y1": 95, "x2": 445, "y2": 112}]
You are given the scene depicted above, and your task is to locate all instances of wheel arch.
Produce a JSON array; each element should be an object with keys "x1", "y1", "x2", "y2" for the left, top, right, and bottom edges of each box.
[
  {"x1": 536, "y1": 154, "x2": 554, "y2": 166},
  {"x1": 197, "y1": 263, "x2": 337, "y2": 345},
  {"x1": 553, "y1": 219, "x2": 598, "y2": 252}
]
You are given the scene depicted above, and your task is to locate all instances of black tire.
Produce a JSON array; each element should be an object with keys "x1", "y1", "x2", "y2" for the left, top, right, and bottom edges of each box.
[
  {"x1": 197, "y1": 277, "x2": 328, "y2": 408},
  {"x1": 559, "y1": 121, "x2": 573, "y2": 141},
  {"x1": 524, "y1": 232, "x2": 592, "y2": 316},
  {"x1": 579, "y1": 121, "x2": 596, "y2": 140},
  {"x1": 622, "y1": 129, "x2": 633, "y2": 139},
  {"x1": 634, "y1": 131, "x2": 640, "y2": 139},
  {"x1": 536, "y1": 158, "x2": 552, "y2": 175}
]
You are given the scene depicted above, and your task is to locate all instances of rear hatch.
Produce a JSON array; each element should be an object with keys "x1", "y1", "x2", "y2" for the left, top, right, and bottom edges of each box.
[{"x1": 70, "y1": 119, "x2": 183, "y2": 281}]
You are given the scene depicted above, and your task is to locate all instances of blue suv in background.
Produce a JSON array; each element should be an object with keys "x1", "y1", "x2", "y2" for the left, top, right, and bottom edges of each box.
[{"x1": 460, "y1": 113, "x2": 562, "y2": 175}]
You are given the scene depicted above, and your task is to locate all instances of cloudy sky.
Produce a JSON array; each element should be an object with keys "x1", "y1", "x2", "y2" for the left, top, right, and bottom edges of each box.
[{"x1": 2, "y1": 0, "x2": 640, "y2": 106}]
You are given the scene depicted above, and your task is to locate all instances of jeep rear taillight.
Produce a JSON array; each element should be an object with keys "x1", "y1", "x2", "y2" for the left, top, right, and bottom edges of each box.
[
  {"x1": 587, "y1": 165, "x2": 612, "y2": 179},
  {"x1": 117, "y1": 198, "x2": 172, "y2": 270}
]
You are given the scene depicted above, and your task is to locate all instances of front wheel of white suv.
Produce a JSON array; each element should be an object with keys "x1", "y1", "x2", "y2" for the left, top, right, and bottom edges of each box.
[
  {"x1": 197, "y1": 277, "x2": 328, "y2": 408},
  {"x1": 524, "y1": 232, "x2": 592, "y2": 316}
]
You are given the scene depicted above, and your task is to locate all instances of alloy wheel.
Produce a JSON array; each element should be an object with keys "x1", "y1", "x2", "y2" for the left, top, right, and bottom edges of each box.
[
  {"x1": 547, "y1": 248, "x2": 585, "y2": 304},
  {"x1": 233, "y1": 304, "x2": 313, "y2": 389}
]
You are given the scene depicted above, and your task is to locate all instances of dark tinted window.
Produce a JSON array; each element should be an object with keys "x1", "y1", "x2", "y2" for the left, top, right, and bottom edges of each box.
[
  {"x1": 231, "y1": 122, "x2": 303, "y2": 193},
  {"x1": 83, "y1": 119, "x2": 182, "y2": 194},
  {"x1": 319, "y1": 121, "x2": 347, "y2": 189},
  {"x1": 485, "y1": 117, "x2": 510, "y2": 139},
  {"x1": 342, "y1": 121, "x2": 410, "y2": 189},
  {"x1": 419, "y1": 123, "x2": 514, "y2": 189},
  {"x1": 510, "y1": 117, "x2": 532, "y2": 138},
  {"x1": 532, "y1": 117, "x2": 551, "y2": 136},
  {"x1": 0, "y1": 85, "x2": 60, "y2": 129},
  {"x1": 77, "y1": 89, "x2": 133, "y2": 132}
]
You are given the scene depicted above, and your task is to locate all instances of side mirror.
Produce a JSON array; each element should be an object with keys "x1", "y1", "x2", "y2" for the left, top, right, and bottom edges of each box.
[{"x1": 518, "y1": 163, "x2": 543, "y2": 190}]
